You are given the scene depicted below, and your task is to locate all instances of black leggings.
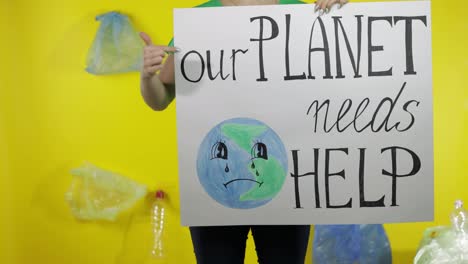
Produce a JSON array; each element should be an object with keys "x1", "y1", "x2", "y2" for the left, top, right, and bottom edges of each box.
[{"x1": 189, "y1": 225, "x2": 310, "y2": 264}]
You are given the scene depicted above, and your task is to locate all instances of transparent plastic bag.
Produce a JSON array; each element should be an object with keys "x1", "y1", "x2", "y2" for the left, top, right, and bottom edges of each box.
[
  {"x1": 86, "y1": 11, "x2": 144, "y2": 75},
  {"x1": 65, "y1": 162, "x2": 147, "y2": 221},
  {"x1": 414, "y1": 200, "x2": 468, "y2": 264},
  {"x1": 313, "y1": 224, "x2": 392, "y2": 264}
]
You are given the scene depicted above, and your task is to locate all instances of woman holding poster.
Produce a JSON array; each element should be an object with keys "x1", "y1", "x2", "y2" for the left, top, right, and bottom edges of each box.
[{"x1": 139, "y1": 0, "x2": 348, "y2": 263}]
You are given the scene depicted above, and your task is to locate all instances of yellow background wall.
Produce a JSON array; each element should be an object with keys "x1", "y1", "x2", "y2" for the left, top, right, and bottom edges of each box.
[{"x1": 0, "y1": 0, "x2": 466, "y2": 263}]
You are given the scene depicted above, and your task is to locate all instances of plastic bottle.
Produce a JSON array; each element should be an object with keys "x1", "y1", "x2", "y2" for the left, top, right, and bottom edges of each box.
[
  {"x1": 450, "y1": 200, "x2": 467, "y2": 236},
  {"x1": 150, "y1": 190, "x2": 166, "y2": 259}
]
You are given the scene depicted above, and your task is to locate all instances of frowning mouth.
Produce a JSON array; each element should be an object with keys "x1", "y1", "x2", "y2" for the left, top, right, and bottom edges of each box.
[{"x1": 223, "y1": 178, "x2": 263, "y2": 188}]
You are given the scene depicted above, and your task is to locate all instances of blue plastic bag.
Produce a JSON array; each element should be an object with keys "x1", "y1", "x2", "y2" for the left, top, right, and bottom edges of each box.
[
  {"x1": 313, "y1": 224, "x2": 392, "y2": 264},
  {"x1": 86, "y1": 11, "x2": 144, "y2": 75}
]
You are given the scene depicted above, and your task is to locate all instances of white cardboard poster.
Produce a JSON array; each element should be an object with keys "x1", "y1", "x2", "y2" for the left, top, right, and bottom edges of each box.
[{"x1": 174, "y1": 1, "x2": 433, "y2": 226}]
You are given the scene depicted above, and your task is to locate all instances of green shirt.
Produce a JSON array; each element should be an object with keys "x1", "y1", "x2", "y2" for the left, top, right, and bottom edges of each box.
[{"x1": 168, "y1": 0, "x2": 306, "y2": 46}]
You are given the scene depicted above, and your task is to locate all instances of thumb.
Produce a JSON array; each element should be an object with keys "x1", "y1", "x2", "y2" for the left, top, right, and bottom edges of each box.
[{"x1": 139, "y1": 32, "x2": 153, "y2": 46}]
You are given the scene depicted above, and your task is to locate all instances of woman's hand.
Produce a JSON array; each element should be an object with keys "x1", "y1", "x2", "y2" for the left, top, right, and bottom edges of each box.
[
  {"x1": 139, "y1": 32, "x2": 177, "y2": 111},
  {"x1": 315, "y1": 0, "x2": 348, "y2": 14},
  {"x1": 139, "y1": 32, "x2": 177, "y2": 79}
]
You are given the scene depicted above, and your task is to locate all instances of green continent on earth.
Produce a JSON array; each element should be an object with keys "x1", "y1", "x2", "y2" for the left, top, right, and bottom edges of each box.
[
  {"x1": 221, "y1": 123, "x2": 286, "y2": 201},
  {"x1": 221, "y1": 124, "x2": 267, "y2": 152}
]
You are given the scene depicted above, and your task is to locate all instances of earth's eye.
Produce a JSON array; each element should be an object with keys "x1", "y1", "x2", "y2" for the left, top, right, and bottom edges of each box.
[
  {"x1": 211, "y1": 141, "x2": 228, "y2": 160},
  {"x1": 251, "y1": 142, "x2": 268, "y2": 160}
]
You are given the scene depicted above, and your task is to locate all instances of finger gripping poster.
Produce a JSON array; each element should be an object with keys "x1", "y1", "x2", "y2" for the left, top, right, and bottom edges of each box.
[{"x1": 174, "y1": 1, "x2": 433, "y2": 226}]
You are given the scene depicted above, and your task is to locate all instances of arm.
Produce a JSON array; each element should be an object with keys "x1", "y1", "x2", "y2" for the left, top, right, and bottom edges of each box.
[{"x1": 139, "y1": 32, "x2": 177, "y2": 111}]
